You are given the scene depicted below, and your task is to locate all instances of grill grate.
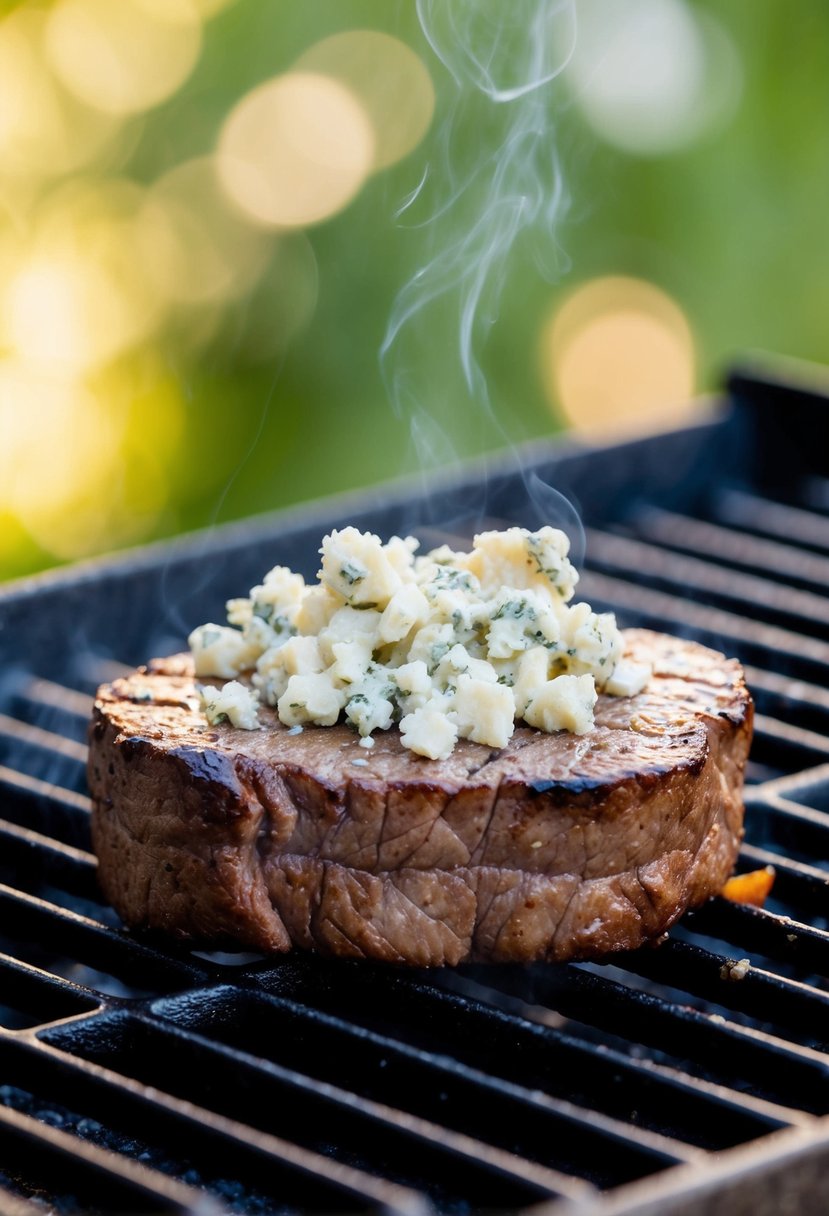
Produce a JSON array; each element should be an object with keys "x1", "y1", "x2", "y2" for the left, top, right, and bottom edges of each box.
[{"x1": 1, "y1": 363, "x2": 829, "y2": 1215}]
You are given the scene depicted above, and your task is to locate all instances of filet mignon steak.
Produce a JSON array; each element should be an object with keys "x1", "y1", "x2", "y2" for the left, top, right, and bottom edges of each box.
[{"x1": 88, "y1": 629, "x2": 753, "y2": 965}]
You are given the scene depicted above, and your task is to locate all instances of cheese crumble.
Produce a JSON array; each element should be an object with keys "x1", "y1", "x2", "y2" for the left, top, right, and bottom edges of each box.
[
  {"x1": 198, "y1": 680, "x2": 260, "y2": 730},
  {"x1": 190, "y1": 526, "x2": 650, "y2": 759}
]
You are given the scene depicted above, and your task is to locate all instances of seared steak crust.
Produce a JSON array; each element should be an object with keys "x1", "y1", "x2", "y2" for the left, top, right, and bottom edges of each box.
[{"x1": 88, "y1": 630, "x2": 753, "y2": 965}]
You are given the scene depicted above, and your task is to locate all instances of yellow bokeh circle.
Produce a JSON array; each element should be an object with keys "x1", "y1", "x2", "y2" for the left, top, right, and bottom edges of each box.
[
  {"x1": 541, "y1": 276, "x2": 697, "y2": 438},
  {"x1": 217, "y1": 72, "x2": 375, "y2": 229},
  {"x1": 295, "y1": 31, "x2": 435, "y2": 171},
  {"x1": 1, "y1": 181, "x2": 162, "y2": 373},
  {"x1": 0, "y1": 357, "x2": 183, "y2": 560},
  {"x1": 139, "y1": 157, "x2": 271, "y2": 307},
  {"x1": 0, "y1": 9, "x2": 117, "y2": 181},
  {"x1": 45, "y1": 0, "x2": 202, "y2": 116}
]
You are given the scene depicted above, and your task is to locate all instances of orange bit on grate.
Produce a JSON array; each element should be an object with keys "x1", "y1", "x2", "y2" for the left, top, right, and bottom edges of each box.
[{"x1": 721, "y1": 866, "x2": 776, "y2": 908}]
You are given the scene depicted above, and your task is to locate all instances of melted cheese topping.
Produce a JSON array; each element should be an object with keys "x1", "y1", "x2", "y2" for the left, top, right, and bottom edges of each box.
[{"x1": 190, "y1": 526, "x2": 650, "y2": 758}]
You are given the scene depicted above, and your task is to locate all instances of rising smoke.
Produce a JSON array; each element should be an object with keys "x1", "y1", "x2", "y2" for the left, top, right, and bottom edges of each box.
[
  {"x1": 381, "y1": 0, "x2": 576, "y2": 411},
  {"x1": 380, "y1": 0, "x2": 580, "y2": 546}
]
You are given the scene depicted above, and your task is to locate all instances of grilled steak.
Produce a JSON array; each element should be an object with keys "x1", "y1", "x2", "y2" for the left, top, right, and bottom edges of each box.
[{"x1": 88, "y1": 629, "x2": 752, "y2": 965}]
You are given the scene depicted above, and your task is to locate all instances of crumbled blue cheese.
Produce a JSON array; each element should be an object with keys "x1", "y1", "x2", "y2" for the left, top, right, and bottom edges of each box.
[
  {"x1": 523, "y1": 673, "x2": 597, "y2": 736},
  {"x1": 189, "y1": 525, "x2": 651, "y2": 757},
  {"x1": 278, "y1": 672, "x2": 344, "y2": 727},
  {"x1": 189, "y1": 624, "x2": 260, "y2": 679},
  {"x1": 454, "y1": 675, "x2": 515, "y2": 748},
  {"x1": 400, "y1": 704, "x2": 459, "y2": 760},
  {"x1": 604, "y1": 657, "x2": 652, "y2": 698},
  {"x1": 319, "y1": 526, "x2": 402, "y2": 606},
  {"x1": 198, "y1": 681, "x2": 260, "y2": 730}
]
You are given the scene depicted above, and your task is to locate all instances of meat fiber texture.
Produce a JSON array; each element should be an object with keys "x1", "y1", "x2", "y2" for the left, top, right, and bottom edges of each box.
[{"x1": 88, "y1": 630, "x2": 753, "y2": 966}]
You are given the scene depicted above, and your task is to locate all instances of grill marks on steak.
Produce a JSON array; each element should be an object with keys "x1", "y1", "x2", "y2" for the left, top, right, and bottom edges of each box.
[{"x1": 88, "y1": 630, "x2": 752, "y2": 965}]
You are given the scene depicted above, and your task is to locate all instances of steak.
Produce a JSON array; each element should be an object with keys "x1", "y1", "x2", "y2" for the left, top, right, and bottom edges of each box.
[{"x1": 88, "y1": 629, "x2": 753, "y2": 965}]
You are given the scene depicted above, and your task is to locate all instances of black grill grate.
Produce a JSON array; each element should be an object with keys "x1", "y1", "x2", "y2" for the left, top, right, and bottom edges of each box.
[{"x1": 1, "y1": 362, "x2": 829, "y2": 1215}]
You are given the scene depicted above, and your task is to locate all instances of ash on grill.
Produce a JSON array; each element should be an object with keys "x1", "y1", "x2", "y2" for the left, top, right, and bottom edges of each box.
[{"x1": 1, "y1": 364, "x2": 829, "y2": 1216}]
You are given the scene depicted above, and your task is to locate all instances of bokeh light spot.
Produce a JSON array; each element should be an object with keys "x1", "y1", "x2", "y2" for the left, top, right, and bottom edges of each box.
[
  {"x1": 566, "y1": 0, "x2": 741, "y2": 155},
  {"x1": 0, "y1": 9, "x2": 117, "y2": 182},
  {"x1": 5, "y1": 258, "x2": 129, "y2": 371},
  {"x1": 217, "y1": 72, "x2": 375, "y2": 228},
  {"x1": 46, "y1": 0, "x2": 202, "y2": 116},
  {"x1": 140, "y1": 157, "x2": 271, "y2": 307},
  {"x1": 295, "y1": 30, "x2": 435, "y2": 171},
  {"x1": 541, "y1": 276, "x2": 696, "y2": 438},
  {"x1": 2, "y1": 181, "x2": 162, "y2": 372},
  {"x1": 0, "y1": 362, "x2": 124, "y2": 558},
  {"x1": 0, "y1": 357, "x2": 183, "y2": 561}
]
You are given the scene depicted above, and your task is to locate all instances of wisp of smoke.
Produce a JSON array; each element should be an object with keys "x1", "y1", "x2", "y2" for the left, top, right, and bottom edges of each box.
[
  {"x1": 381, "y1": 0, "x2": 576, "y2": 414},
  {"x1": 380, "y1": 0, "x2": 580, "y2": 554}
]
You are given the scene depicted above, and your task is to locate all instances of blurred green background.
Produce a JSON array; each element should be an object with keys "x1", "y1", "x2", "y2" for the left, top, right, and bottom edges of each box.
[{"x1": 1, "y1": 0, "x2": 828, "y2": 583}]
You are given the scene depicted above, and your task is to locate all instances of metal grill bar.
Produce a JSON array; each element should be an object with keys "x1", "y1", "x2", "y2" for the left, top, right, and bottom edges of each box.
[
  {"x1": 0, "y1": 764, "x2": 91, "y2": 851},
  {"x1": 715, "y1": 490, "x2": 829, "y2": 553},
  {"x1": 0, "y1": 953, "x2": 100, "y2": 1029},
  {"x1": 728, "y1": 728, "x2": 820, "y2": 786},
  {"x1": 781, "y1": 769, "x2": 829, "y2": 812},
  {"x1": 0, "y1": 1036, "x2": 423, "y2": 1216},
  {"x1": 0, "y1": 884, "x2": 205, "y2": 993},
  {"x1": 743, "y1": 795, "x2": 829, "y2": 865},
  {"x1": 445, "y1": 964, "x2": 829, "y2": 1114},
  {"x1": 0, "y1": 1101, "x2": 225, "y2": 1216},
  {"x1": 147, "y1": 985, "x2": 717, "y2": 1177},
  {"x1": 616, "y1": 938, "x2": 829, "y2": 1049},
  {"x1": 0, "y1": 817, "x2": 97, "y2": 894},
  {"x1": 741, "y1": 667, "x2": 829, "y2": 733},
  {"x1": 753, "y1": 714, "x2": 829, "y2": 758},
  {"x1": 41, "y1": 1010, "x2": 595, "y2": 1205},
  {"x1": 234, "y1": 967, "x2": 806, "y2": 1145},
  {"x1": 628, "y1": 508, "x2": 829, "y2": 591},
  {"x1": 0, "y1": 1185, "x2": 48, "y2": 1216},
  {"x1": 20, "y1": 678, "x2": 93, "y2": 719},
  {"x1": 0, "y1": 765, "x2": 91, "y2": 817},
  {"x1": 7, "y1": 677, "x2": 93, "y2": 748},
  {"x1": 688, "y1": 900, "x2": 829, "y2": 978},
  {"x1": 0, "y1": 713, "x2": 88, "y2": 766},
  {"x1": 585, "y1": 529, "x2": 829, "y2": 636}
]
